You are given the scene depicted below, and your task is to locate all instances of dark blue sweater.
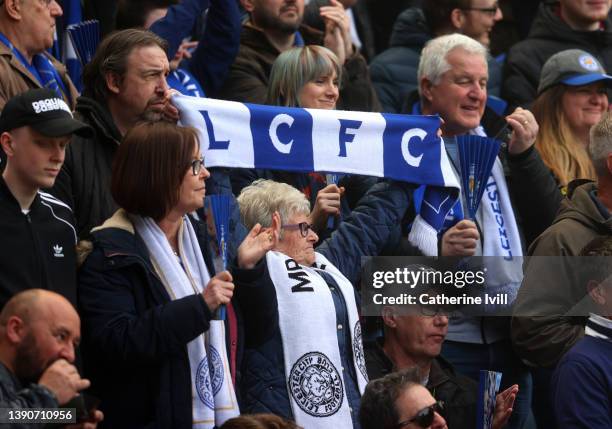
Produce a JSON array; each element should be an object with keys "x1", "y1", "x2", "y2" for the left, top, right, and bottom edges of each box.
[{"x1": 551, "y1": 334, "x2": 612, "y2": 428}]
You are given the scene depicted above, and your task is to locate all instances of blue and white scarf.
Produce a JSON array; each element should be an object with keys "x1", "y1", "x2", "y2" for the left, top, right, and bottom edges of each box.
[
  {"x1": 131, "y1": 215, "x2": 239, "y2": 428},
  {"x1": 173, "y1": 94, "x2": 460, "y2": 249},
  {"x1": 0, "y1": 32, "x2": 70, "y2": 103}
]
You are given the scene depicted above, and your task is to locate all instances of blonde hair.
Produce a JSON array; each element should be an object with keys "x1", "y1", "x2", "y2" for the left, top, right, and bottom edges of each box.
[
  {"x1": 266, "y1": 45, "x2": 342, "y2": 107},
  {"x1": 532, "y1": 85, "x2": 597, "y2": 186},
  {"x1": 237, "y1": 180, "x2": 310, "y2": 230}
]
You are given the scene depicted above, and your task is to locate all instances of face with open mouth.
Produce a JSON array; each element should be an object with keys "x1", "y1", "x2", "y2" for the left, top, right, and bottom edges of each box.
[{"x1": 424, "y1": 49, "x2": 488, "y2": 137}]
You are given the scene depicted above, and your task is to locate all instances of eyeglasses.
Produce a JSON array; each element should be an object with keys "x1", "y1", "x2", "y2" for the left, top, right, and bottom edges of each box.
[
  {"x1": 461, "y1": 4, "x2": 499, "y2": 16},
  {"x1": 420, "y1": 305, "x2": 449, "y2": 317},
  {"x1": 190, "y1": 157, "x2": 205, "y2": 176},
  {"x1": 281, "y1": 222, "x2": 315, "y2": 237},
  {"x1": 397, "y1": 401, "x2": 444, "y2": 428}
]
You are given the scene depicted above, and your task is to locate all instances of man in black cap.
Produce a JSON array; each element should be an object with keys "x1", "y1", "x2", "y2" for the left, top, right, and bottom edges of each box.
[{"x1": 0, "y1": 88, "x2": 92, "y2": 309}]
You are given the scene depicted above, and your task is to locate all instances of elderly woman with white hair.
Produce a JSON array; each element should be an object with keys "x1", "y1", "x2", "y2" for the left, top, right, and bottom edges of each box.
[{"x1": 233, "y1": 178, "x2": 415, "y2": 429}]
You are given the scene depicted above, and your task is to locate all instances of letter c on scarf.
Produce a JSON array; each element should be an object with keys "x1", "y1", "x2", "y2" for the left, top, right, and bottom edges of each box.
[
  {"x1": 401, "y1": 128, "x2": 426, "y2": 167},
  {"x1": 269, "y1": 114, "x2": 294, "y2": 154}
]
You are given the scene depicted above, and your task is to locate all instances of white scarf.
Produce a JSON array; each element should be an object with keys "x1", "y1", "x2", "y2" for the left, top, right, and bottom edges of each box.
[
  {"x1": 266, "y1": 251, "x2": 368, "y2": 429},
  {"x1": 131, "y1": 215, "x2": 239, "y2": 428},
  {"x1": 479, "y1": 159, "x2": 524, "y2": 305}
]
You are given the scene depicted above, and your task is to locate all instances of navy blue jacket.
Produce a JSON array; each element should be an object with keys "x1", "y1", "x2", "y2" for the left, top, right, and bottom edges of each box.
[
  {"x1": 369, "y1": 7, "x2": 502, "y2": 114},
  {"x1": 78, "y1": 210, "x2": 220, "y2": 429},
  {"x1": 232, "y1": 181, "x2": 414, "y2": 424},
  {"x1": 551, "y1": 330, "x2": 612, "y2": 428},
  {"x1": 150, "y1": 0, "x2": 241, "y2": 98}
]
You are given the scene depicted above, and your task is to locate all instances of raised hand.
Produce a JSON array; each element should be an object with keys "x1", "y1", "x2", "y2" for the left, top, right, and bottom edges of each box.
[
  {"x1": 309, "y1": 184, "x2": 344, "y2": 231},
  {"x1": 492, "y1": 384, "x2": 518, "y2": 429},
  {"x1": 320, "y1": 0, "x2": 353, "y2": 59},
  {"x1": 237, "y1": 222, "x2": 278, "y2": 269},
  {"x1": 170, "y1": 40, "x2": 198, "y2": 70},
  {"x1": 506, "y1": 107, "x2": 538, "y2": 155}
]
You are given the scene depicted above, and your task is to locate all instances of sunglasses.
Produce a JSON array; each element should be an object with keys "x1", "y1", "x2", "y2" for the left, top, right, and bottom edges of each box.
[
  {"x1": 281, "y1": 222, "x2": 315, "y2": 237},
  {"x1": 397, "y1": 401, "x2": 444, "y2": 428}
]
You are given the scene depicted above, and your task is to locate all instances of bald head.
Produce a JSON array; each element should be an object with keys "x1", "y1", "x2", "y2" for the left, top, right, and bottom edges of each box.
[
  {"x1": 0, "y1": 289, "x2": 80, "y2": 380},
  {"x1": 0, "y1": 289, "x2": 78, "y2": 329}
]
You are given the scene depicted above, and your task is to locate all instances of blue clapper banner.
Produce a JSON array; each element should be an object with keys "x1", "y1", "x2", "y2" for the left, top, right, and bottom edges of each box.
[
  {"x1": 173, "y1": 94, "x2": 460, "y2": 255},
  {"x1": 49, "y1": 0, "x2": 83, "y2": 91}
]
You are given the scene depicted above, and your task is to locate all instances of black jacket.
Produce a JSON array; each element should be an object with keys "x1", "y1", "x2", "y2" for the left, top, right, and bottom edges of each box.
[
  {"x1": 503, "y1": 1, "x2": 612, "y2": 110},
  {"x1": 364, "y1": 339, "x2": 478, "y2": 429},
  {"x1": 78, "y1": 210, "x2": 219, "y2": 429},
  {"x1": 370, "y1": 7, "x2": 503, "y2": 114},
  {"x1": 0, "y1": 177, "x2": 77, "y2": 308},
  {"x1": 50, "y1": 96, "x2": 121, "y2": 240},
  {"x1": 218, "y1": 23, "x2": 381, "y2": 112}
]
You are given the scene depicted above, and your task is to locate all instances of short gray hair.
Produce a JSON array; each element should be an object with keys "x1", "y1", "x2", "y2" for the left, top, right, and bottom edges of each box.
[
  {"x1": 266, "y1": 45, "x2": 342, "y2": 107},
  {"x1": 417, "y1": 33, "x2": 488, "y2": 95},
  {"x1": 237, "y1": 180, "x2": 311, "y2": 230},
  {"x1": 589, "y1": 112, "x2": 612, "y2": 176}
]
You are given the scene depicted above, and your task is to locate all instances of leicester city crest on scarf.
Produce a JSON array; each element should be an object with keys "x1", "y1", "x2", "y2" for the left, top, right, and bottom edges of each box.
[{"x1": 289, "y1": 351, "x2": 344, "y2": 417}]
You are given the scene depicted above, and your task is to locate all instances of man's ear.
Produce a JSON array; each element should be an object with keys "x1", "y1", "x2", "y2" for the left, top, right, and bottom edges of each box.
[
  {"x1": 0, "y1": 132, "x2": 15, "y2": 158},
  {"x1": 381, "y1": 306, "x2": 396, "y2": 328},
  {"x1": 450, "y1": 8, "x2": 465, "y2": 31},
  {"x1": 104, "y1": 72, "x2": 122, "y2": 95},
  {"x1": 241, "y1": 0, "x2": 255, "y2": 14},
  {"x1": 587, "y1": 280, "x2": 606, "y2": 306},
  {"x1": 3, "y1": 0, "x2": 24, "y2": 21},
  {"x1": 4, "y1": 316, "x2": 25, "y2": 345},
  {"x1": 420, "y1": 77, "x2": 434, "y2": 104}
]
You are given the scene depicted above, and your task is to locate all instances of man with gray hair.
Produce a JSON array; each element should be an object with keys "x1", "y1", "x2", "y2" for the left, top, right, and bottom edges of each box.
[
  {"x1": 513, "y1": 111, "x2": 612, "y2": 368},
  {"x1": 414, "y1": 33, "x2": 561, "y2": 429},
  {"x1": 0, "y1": 0, "x2": 78, "y2": 110}
]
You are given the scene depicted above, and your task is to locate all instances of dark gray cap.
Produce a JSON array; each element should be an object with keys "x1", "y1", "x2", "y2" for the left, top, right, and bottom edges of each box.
[{"x1": 537, "y1": 49, "x2": 612, "y2": 95}]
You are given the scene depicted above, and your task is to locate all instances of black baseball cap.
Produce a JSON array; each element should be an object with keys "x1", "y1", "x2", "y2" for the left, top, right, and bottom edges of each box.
[
  {"x1": 0, "y1": 88, "x2": 93, "y2": 137},
  {"x1": 537, "y1": 49, "x2": 612, "y2": 95}
]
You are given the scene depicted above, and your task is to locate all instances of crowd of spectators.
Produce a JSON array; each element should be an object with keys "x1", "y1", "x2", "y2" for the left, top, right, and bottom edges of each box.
[{"x1": 0, "y1": 0, "x2": 611, "y2": 428}]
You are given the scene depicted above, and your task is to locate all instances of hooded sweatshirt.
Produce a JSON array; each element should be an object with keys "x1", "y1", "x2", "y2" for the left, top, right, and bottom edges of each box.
[{"x1": 511, "y1": 180, "x2": 612, "y2": 367}]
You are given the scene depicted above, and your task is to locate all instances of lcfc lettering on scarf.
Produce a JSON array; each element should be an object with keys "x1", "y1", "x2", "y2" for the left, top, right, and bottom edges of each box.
[
  {"x1": 174, "y1": 94, "x2": 462, "y2": 256},
  {"x1": 485, "y1": 179, "x2": 513, "y2": 261}
]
